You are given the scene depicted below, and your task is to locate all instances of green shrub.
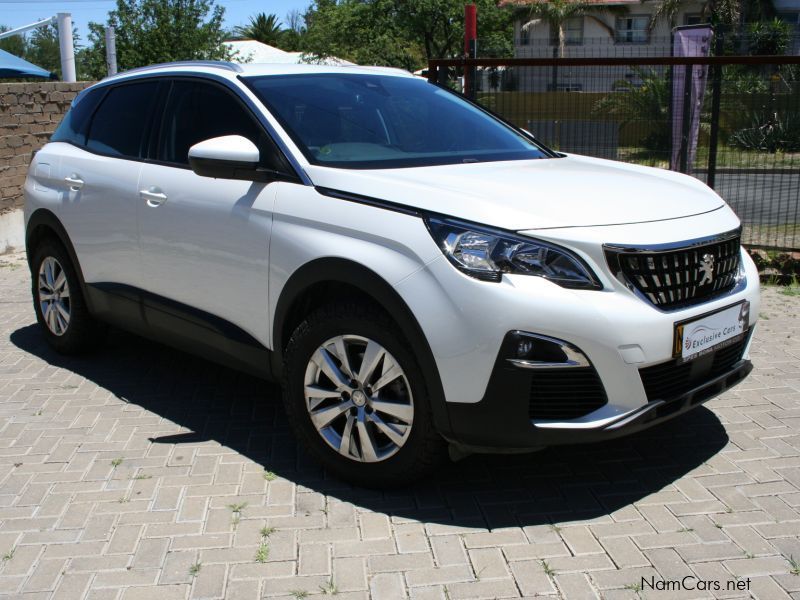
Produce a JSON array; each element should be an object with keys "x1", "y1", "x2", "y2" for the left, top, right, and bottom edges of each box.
[
  {"x1": 593, "y1": 68, "x2": 670, "y2": 152},
  {"x1": 729, "y1": 110, "x2": 800, "y2": 153},
  {"x1": 747, "y1": 19, "x2": 792, "y2": 56}
]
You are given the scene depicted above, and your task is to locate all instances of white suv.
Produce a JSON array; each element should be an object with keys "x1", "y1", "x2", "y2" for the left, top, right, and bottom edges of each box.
[{"x1": 24, "y1": 61, "x2": 759, "y2": 486}]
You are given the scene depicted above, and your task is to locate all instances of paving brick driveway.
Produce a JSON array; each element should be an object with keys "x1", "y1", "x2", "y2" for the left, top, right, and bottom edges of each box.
[{"x1": 0, "y1": 250, "x2": 799, "y2": 600}]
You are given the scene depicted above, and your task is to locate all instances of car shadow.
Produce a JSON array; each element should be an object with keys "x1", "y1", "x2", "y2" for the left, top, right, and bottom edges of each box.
[{"x1": 10, "y1": 323, "x2": 729, "y2": 529}]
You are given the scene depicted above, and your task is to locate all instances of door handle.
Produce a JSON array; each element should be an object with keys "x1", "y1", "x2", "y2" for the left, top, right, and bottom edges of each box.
[
  {"x1": 140, "y1": 188, "x2": 168, "y2": 207},
  {"x1": 64, "y1": 174, "x2": 84, "y2": 191}
]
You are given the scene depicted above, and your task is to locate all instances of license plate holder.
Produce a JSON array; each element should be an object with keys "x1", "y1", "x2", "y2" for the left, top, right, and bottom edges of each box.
[{"x1": 673, "y1": 300, "x2": 750, "y2": 364}]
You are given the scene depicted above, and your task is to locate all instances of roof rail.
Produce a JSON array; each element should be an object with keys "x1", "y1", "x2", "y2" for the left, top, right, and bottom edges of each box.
[{"x1": 103, "y1": 60, "x2": 243, "y2": 80}]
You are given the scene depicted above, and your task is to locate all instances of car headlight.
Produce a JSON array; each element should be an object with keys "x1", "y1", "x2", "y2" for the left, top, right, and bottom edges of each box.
[{"x1": 426, "y1": 217, "x2": 601, "y2": 289}]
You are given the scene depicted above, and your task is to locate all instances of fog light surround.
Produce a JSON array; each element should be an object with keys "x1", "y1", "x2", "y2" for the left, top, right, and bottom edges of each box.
[{"x1": 504, "y1": 331, "x2": 590, "y2": 369}]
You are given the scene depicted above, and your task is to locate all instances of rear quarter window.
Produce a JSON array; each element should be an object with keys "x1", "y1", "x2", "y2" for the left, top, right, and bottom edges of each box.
[{"x1": 50, "y1": 87, "x2": 105, "y2": 146}]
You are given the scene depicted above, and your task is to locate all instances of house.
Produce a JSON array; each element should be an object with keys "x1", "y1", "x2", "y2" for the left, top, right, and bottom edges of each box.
[
  {"x1": 223, "y1": 40, "x2": 355, "y2": 66},
  {"x1": 504, "y1": 0, "x2": 800, "y2": 91}
]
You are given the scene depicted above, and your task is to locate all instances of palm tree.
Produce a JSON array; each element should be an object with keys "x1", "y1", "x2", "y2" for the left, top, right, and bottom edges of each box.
[
  {"x1": 502, "y1": 0, "x2": 623, "y2": 90},
  {"x1": 502, "y1": 0, "x2": 619, "y2": 58},
  {"x1": 649, "y1": 0, "x2": 775, "y2": 31},
  {"x1": 233, "y1": 13, "x2": 284, "y2": 47}
]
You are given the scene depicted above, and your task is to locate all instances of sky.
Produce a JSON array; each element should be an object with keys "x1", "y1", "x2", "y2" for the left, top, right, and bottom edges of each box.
[{"x1": 0, "y1": 0, "x2": 310, "y2": 40}]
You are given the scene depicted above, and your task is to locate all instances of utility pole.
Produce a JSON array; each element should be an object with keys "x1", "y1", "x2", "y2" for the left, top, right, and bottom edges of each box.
[
  {"x1": 105, "y1": 27, "x2": 118, "y2": 76},
  {"x1": 464, "y1": 4, "x2": 477, "y2": 98},
  {"x1": 57, "y1": 13, "x2": 76, "y2": 82}
]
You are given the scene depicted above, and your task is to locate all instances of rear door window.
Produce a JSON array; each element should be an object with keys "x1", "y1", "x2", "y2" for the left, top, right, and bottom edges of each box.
[{"x1": 86, "y1": 81, "x2": 160, "y2": 159}]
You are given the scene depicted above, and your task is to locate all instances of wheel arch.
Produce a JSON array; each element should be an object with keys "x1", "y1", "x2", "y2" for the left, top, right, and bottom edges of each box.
[
  {"x1": 26, "y1": 209, "x2": 88, "y2": 294},
  {"x1": 272, "y1": 257, "x2": 453, "y2": 437}
]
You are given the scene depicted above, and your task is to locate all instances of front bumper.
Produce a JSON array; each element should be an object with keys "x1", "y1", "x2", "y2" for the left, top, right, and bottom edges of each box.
[
  {"x1": 393, "y1": 212, "x2": 761, "y2": 448},
  {"x1": 444, "y1": 342, "x2": 752, "y2": 451}
]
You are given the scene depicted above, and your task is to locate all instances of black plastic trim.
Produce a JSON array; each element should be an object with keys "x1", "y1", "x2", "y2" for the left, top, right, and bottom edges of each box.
[
  {"x1": 85, "y1": 283, "x2": 273, "y2": 379},
  {"x1": 445, "y1": 341, "x2": 753, "y2": 450},
  {"x1": 315, "y1": 187, "x2": 421, "y2": 217}
]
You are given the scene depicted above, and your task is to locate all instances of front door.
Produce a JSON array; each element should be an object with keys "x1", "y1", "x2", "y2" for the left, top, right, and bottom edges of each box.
[{"x1": 137, "y1": 79, "x2": 287, "y2": 347}]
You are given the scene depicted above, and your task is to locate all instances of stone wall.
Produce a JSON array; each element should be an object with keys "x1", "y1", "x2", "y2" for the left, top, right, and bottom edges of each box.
[{"x1": 0, "y1": 81, "x2": 93, "y2": 215}]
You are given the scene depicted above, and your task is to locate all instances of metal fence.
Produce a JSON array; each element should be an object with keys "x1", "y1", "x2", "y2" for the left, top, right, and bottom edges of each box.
[
  {"x1": 511, "y1": 33, "x2": 800, "y2": 59},
  {"x1": 428, "y1": 54, "x2": 800, "y2": 251}
]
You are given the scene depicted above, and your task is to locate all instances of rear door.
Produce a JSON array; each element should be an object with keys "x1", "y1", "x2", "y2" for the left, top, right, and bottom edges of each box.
[
  {"x1": 55, "y1": 80, "x2": 162, "y2": 288},
  {"x1": 137, "y1": 78, "x2": 287, "y2": 347}
]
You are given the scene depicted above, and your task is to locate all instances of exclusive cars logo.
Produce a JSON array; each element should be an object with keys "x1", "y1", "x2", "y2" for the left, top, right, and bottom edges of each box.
[
  {"x1": 698, "y1": 253, "x2": 715, "y2": 285},
  {"x1": 684, "y1": 324, "x2": 723, "y2": 351}
]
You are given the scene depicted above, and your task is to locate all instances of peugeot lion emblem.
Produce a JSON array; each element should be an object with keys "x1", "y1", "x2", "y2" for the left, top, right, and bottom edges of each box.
[{"x1": 698, "y1": 253, "x2": 715, "y2": 285}]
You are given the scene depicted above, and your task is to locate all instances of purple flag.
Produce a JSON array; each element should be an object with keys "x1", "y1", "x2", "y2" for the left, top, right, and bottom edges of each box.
[{"x1": 671, "y1": 26, "x2": 713, "y2": 173}]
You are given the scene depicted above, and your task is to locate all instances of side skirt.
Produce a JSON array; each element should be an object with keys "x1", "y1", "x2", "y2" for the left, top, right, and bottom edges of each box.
[{"x1": 85, "y1": 283, "x2": 274, "y2": 380}]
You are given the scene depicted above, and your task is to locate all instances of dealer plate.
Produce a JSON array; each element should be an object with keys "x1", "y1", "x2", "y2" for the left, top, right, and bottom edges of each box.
[{"x1": 674, "y1": 300, "x2": 750, "y2": 363}]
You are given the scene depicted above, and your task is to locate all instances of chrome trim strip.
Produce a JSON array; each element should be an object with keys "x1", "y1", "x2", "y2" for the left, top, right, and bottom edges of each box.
[
  {"x1": 603, "y1": 227, "x2": 741, "y2": 254},
  {"x1": 506, "y1": 332, "x2": 590, "y2": 369}
]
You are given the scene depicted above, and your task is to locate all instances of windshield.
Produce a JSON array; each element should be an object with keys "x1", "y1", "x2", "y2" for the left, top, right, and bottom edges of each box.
[{"x1": 244, "y1": 73, "x2": 550, "y2": 169}]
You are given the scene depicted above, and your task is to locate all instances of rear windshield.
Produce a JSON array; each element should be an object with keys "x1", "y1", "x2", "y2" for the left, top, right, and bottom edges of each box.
[{"x1": 244, "y1": 73, "x2": 550, "y2": 169}]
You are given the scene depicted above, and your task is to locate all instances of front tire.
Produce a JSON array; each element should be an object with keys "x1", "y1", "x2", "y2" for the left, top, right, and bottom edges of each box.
[
  {"x1": 30, "y1": 238, "x2": 104, "y2": 354},
  {"x1": 283, "y1": 302, "x2": 447, "y2": 487}
]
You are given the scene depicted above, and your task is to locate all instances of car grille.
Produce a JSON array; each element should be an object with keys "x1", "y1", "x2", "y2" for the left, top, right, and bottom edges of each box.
[
  {"x1": 605, "y1": 233, "x2": 741, "y2": 310},
  {"x1": 528, "y1": 367, "x2": 607, "y2": 420},
  {"x1": 639, "y1": 335, "x2": 748, "y2": 402}
]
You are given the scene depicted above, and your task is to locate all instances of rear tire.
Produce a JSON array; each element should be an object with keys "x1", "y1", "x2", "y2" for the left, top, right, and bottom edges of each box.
[
  {"x1": 283, "y1": 302, "x2": 447, "y2": 487},
  {"x1": 30, "y1": 238, "x2": 105, "y2": 354}
]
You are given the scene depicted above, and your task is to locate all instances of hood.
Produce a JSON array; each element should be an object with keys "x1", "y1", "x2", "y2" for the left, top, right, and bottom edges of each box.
[{"x1": 304, "y1": 154, "x2": 725, "y2": 231}]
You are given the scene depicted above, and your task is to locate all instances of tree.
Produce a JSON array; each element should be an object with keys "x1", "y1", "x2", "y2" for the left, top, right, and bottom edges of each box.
[
  {"x1": 501, "y1": 0, "x2": 619, "y2": 58},
  {"x1": 82, "y1": 0, "x2": 231, "y2": 80},
  {"x1": 302, "y1": 0, "x2": 424, "y2": 70},
  {"x1": 649, "y1": 0, "x2": 775, "y2": 31},
  {"x1": 394, "y1": 0, "x2": 514, "y2": 59},
  {"x1": 0, "y1": 25, "x2": 27, "y2": 58},
  {"x1": 26, "y1": 24, "x2": 74, "y2": 79},
  {"x1": 281, "y1": 9, "x2": 306, "y2": 51},
  {"x1": 300, "y1": 0, "x2": 514, "y2": 70},
  {"x1": 233, "y1": 13, "x2": 284, "y2": 46}
]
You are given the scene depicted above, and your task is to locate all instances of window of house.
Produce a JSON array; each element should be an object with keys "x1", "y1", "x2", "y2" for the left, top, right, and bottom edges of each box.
[
  {"x1": 684, "y1": 14, "x2": 705, "y2": 26},
  {"x1": 86, "y1": 81, "x2": 160, "y2": 159},
  {"x1": 615, "y1": 16, "x2": 650, "y2": 44},
  {"x1": 550, "y1": 17, "x2": 584, "y2": 46}
]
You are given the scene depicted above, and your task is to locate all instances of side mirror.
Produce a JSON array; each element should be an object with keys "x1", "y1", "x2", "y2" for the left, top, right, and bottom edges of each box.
[{"x1": 188, "y1": 135, "x2": 260, "y2": 180}]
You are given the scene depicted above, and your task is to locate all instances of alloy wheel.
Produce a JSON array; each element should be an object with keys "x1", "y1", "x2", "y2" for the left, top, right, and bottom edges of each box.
[
  {"x1": 304, "y1": 335, "x2": 414, "y2": 462},
  {"x1": 38, "y1": 256, "x2": 71, "y2": 336}
]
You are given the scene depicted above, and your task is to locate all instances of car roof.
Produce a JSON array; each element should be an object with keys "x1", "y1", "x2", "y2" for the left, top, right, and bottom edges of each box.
[{"x1": 100, "y1": 60, "x2": 415, "y2": 85}]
